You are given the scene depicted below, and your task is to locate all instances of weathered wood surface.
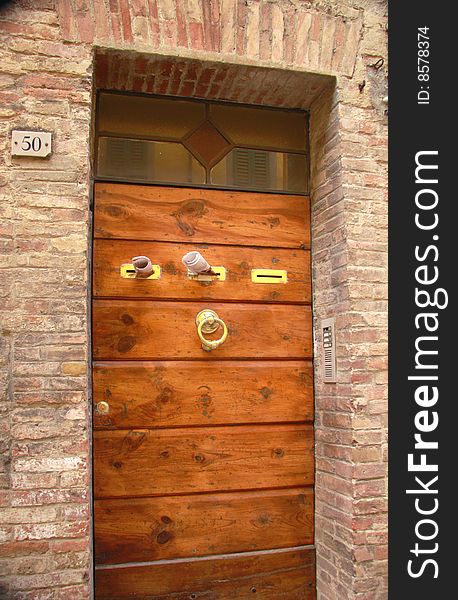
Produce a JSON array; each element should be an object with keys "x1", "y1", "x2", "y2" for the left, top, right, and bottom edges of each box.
[
  {"x1": 93, "y1": 360, "x2": 314, "y2": 428},
  {"x1": 92, "y1": 181, "x2": 315, "y2": 597},
  {"x1": 94, "y1": 183, "x2": 310, "y2": 249},
  {"x1": 93, "y1": 424, "x2": 314, "y2": 498},
  {"x1": 95, "y1": 487, "x2": 314, "y2": 563},
  {"x1": 95, "y1": 546, "x2": 316, "y2": 599},
  {"x1": 93, "y1": 239, "x2": 311, "y2": 303},
  {"x1": 92, "y1": 301, "x2": 313, "y2": 360}
]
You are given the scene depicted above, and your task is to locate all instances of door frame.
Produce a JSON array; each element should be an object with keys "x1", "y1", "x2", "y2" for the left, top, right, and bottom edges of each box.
[{"x1": 88, "y1": 48, "x2": 342, "y2": 599}]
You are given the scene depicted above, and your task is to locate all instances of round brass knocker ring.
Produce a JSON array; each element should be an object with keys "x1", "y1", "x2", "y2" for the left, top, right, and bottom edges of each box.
[{"x1": 195, "y1": 310, "x2": 228, "y2": 351}]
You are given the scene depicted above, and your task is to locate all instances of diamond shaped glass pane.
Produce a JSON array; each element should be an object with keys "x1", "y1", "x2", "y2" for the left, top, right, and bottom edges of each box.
[{"x1": 184, "y1": 121, "x2": 231, "y2": 167}]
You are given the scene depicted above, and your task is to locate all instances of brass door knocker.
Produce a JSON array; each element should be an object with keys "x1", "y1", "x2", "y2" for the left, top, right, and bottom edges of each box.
[{"x1": 195, "y1": 309, "x2": 228, "y2": 351}]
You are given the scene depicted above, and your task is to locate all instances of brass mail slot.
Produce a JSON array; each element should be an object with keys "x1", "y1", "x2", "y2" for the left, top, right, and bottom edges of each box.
[
  {"x1": 120, "y1": 263, "x2": 161, "y2": 279},
  {"x1": 187, "y1": 266, "x2": 226, "y2": 282},
  {"x1": 251, "y1": 269, "x2": 288, "y2": 284}
]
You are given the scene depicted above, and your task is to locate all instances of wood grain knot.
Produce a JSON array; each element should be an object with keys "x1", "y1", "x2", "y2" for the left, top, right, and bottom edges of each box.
[
  {"x1": 260, "y1": 387, "x2": 272, "y2": 400},
  {"x1": 273, "y1": 448, "x2": 284, "y2": 458},
  {"x1": 105, "y1": 204, "x2": 123, "y2": 217},
  {"x1": 156, "y1": 386, "x2": 174, "y2": 404},
  {"x1": 172, "y1": 199, "x2": 207, "y2": 237},
  {"x1": 156, "y1": 530, "x2": 174, "y2": 545},
  {"x1": 163, "y1": 261, "x2": 177, "y2": 275},
  {"x1": 177, "y1": 199, "x2": 206, "y2": 218},
  {"x1": 257, "y1": 513, "x2": 272, "y2": 526},
  {"x1": 117, "y1": 336, "x2": 136, "y2": 353},
  {"x1": 267, "y1": 217, "x2": 280, "y2": 228},
  {"x1": 123, "y1": 431, "x2": 147, "y2": 452}
]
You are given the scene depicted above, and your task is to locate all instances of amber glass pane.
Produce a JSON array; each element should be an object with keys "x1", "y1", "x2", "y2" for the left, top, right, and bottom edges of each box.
[
  {"x1": 97, "y1": 137, "x2": 206, "y2": 184},
  {"x1": 210, "y1": 104, "x2": 307, "y2": 152},
  {"x1": 98, "y1": 93, "x2": 205, "y2": 140},
  {"x1": 210, "y1": 148, "x2": 308, "y2": 193}
]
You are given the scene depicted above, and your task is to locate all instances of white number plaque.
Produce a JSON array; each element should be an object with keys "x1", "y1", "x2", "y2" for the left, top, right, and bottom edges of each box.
[{"x1": 11, "y1": 130, "x2": 52, "y2": 157}]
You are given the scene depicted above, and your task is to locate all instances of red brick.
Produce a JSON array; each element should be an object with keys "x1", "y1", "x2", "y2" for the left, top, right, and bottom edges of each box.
[
  {"x1": 354, "y1": 479, "x2": 385, "y2": 499},
  {"x1": 162, "y1": 18, "x2": 178, "y2": 47},
  {"x1": 354, "y1": 498, "x2": 387, "y2": 516},
  {"x1": 259, "y1": 2, "x2": 272, "y2": 61},
  {"x1": 56, "y1": 0, "x2": 78, "y2": 40},
  {"x1": 131, "y1": 0, "x2": 147, "y2": 17},
  {"x1": 235, "y1": 0, "x2": 247, "y2": 55},
  {"x1": 53, "y1": 585, "x2": 90, "y2": 600},
  {"x1": 169, "y1": 61, "x2": 186, "y2": 95},
  {"x1": 282, "y1": 4, "x2": 296, "y2": 64},
  {"x1": 189, "y1": 21, "x2": 204, "y2": 50},
  {"x1": 145, "y1": 74, "x2": 156, "y2": 93},
  {"x1": 159, "y1": 59, "x2": 174, "y2": 77},
  {"x1": 131, "y1": 75, "x2": 145, "y2": 92},
  {"x1": 51, "y1": 539, "x2": 89, "y2": 553},
  {"x1": 179, "y1": 80, "x2": 195, "y2": 96},
  {"x1": 15, "y1": 519, "x2": 89, "y2": 541},
  {"x1": 12, "y1": 488, "x2": 87, "y2": 507},
  {"x1": 147, "y1": 0, "x2": 160, "y2": 45},
  {"x1": 175, "y1": 0, "x2": 188, "y2": 47},
  {"x1": 0, "y1": 541, "x2": 49, "y2": 558},
  {"x1": 110, "y1": 7, "x2": 123, "y2": 43},
  {"x1": 95, "y1": 53, "x2": 109, "y2": 88},
  {"x1": 74, "y1": 4, "x2": 95, "y2": 43},
  {"x1": 118, "y1": 0, "x2": 133, "y2": 43},
  {"x1": 94, "y1": 0, "x2": 111, "y2": 40},
  {"x1": 202, "y1": 0, "x2": 220, "y2": 52}
]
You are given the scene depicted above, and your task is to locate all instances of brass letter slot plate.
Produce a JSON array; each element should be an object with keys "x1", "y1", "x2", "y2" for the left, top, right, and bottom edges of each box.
[
  {"x1": 251, "y1": 269, "x2": 287, "y2": 284},
  {"x1": 120, "y1": 263, "x2": 161, "y2": 279},
  {"x1": 187, "y1": 267, "x2": 226, "y2": 282}
]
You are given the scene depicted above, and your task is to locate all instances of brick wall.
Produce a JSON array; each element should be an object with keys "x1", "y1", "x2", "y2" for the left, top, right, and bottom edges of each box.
[
  {"x1": 0, "y1": 1, "x2": 387, "y2": 598},
  {"x1": 0, "y1": 3, "x2": 93, "y2": 597},
  {"x1": 311, "y1": 78, "x2": 388, "y2": 600}
]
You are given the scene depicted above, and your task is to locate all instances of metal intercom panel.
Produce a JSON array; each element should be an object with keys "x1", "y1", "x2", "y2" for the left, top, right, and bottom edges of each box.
[{"x1": 322, "y1": 317, "x2": 336, "y2": 383}]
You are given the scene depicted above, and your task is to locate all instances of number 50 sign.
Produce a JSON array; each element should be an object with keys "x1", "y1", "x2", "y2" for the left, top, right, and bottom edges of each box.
[{"x1": 11, "y1": 130, "x2": 52, "y2": 157}]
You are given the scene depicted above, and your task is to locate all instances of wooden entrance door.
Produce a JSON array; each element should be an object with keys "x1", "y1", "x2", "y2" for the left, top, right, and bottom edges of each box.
[{"x1": 92, "y1": 182, "x2": 315, "y2": 598}]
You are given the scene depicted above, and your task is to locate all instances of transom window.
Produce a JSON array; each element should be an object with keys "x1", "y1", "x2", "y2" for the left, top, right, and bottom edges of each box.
[{"x1": 95, "y1": 92, "x2": 309, "y2": 194}]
